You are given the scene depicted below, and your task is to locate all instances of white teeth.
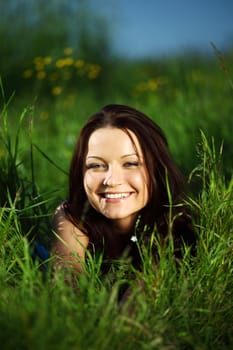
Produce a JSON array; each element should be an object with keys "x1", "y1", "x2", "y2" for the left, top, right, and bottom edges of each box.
[{"x1": 103, "y1": 193, "x2": 129, "y2": 199}]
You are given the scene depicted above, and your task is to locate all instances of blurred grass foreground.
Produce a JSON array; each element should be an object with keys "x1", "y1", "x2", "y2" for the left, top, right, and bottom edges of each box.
[{"x1": 0, "y1": 1, "x2": 233, "y2": 349}]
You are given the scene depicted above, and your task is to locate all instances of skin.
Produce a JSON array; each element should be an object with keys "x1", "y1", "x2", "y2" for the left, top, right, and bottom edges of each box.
[
  {"x1": 52, "y1": 204, "x2": 89, "y2": 272},
  {"x1": 84, "y1": 127, "x2": 149, "y2": 232},
  {"x1": 52, "y1": 127, "x2": 149, "y2": 272}
]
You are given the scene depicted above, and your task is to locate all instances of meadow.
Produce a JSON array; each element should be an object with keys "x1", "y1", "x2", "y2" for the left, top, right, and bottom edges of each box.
[{"x1": 0, "y1": 49, "x2": 233, "y2": 349}]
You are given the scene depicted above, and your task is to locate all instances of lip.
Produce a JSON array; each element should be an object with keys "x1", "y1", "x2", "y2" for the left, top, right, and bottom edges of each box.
[{"x1": 99, "y1": 192, "x2": 133, "y2": 200}]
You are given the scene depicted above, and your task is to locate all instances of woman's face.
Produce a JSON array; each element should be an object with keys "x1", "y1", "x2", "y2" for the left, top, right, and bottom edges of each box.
[{"x1": 83, "y1": 127, "x2": 149, "y2": 232}]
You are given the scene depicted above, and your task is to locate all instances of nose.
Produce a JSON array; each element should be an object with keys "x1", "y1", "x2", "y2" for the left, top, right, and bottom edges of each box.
[{"x1": 103, "y1": 165, "x2": 123, "y2": 187}]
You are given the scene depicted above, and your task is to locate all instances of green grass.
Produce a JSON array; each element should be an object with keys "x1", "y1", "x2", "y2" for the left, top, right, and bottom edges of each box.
[
  {"x1": 3, "y1": 51, "x2": 233, "y2": 192},
  {"x1": 0, "y1": 55, "x2": 233, "y2": 349},
  {"x1": 0, "y1": 151, "x2": 232, "y2": 349}
]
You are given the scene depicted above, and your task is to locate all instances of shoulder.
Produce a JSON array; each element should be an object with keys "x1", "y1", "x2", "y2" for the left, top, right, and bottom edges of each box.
[
  {"x1": 53, "y1": 202, "x2": 88, "y2": 241},
  {"x1": 52, "y1": 203, "x2": 89, "y2": 272}
]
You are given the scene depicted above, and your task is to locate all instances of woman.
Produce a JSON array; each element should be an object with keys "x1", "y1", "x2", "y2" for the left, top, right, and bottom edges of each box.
[{"x1": 52, "y1": 104, "x2": 195, "y2": 274}]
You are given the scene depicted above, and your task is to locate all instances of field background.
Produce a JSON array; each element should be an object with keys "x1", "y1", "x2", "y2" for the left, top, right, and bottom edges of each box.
[{"x1": 0, "y1": 1, "x2": 232, "y2": 349}]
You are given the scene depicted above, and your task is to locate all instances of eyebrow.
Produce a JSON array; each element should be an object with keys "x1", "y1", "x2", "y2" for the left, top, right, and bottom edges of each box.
[
  {"x1": 122, "y1": 153, "x2": 140, "y2": 158},
  {"x1": 86, "y1": 156, "x2": 104, "y2": 160},
  {"x1": 86, "y1": 153, "x2": 140, "y2": 160}
]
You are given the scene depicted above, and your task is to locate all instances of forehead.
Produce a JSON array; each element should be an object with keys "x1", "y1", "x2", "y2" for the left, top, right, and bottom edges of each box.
[{"x1": 86, "y1": 127, "x2": 142, "y2": 155}]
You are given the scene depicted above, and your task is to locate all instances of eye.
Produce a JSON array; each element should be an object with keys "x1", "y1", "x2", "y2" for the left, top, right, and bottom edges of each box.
[
  {"x1": 123, "y1": 161, "x2": 139, "y2": 168},
  {"x1": 86, "y1": 163, "x2": 106, "y2": 170}
]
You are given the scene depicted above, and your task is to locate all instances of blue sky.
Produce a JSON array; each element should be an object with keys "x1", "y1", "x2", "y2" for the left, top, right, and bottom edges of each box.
[{"x1": 91, "y1": 0, "x2": 233, "y2": 58}]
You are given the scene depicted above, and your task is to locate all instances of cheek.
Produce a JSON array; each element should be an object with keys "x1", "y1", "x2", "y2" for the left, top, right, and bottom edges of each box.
[
  {"x1": 83, "y1": 173, "x2": 102, "y2": 193},
  {"x1": 132, "y1": 171, "x2": 149, "y2": 196},
  {"x1": 83, "y1": 173, "x2": 92, "y2": 194}
]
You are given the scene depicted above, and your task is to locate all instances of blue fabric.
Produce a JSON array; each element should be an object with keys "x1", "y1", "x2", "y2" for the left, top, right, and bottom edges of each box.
[{"x1": 31, "y1": 241, "x2": 50, "y2": 270}]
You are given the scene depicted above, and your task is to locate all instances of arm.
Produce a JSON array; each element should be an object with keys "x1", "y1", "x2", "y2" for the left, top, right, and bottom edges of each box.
[{"x1": 51, "y1": 204, "x2": 89, "y2": 273}]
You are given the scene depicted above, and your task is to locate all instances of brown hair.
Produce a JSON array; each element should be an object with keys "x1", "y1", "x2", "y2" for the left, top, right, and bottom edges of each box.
[{"x1": 64, "y1": 104, "x2": 194, "y2": 259}]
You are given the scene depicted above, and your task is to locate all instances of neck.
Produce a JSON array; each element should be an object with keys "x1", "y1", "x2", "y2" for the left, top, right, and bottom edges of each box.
[{"x1": 110, "y1": 217, "x2": 137, "y2": 236}]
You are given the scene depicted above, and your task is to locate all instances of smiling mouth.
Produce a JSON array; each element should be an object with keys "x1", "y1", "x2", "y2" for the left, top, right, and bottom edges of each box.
[{"x1": 101, "y1": 192, "x2": 132, "y2": 199}]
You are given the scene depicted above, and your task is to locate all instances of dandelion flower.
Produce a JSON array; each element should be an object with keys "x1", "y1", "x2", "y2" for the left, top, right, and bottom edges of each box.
[
  {"x1": 22, "y1": 69, "x2": 33, "y2": 78},
  {"x1": 64, "y1": 57, "x2": 74, "y2": 66},
  {"x1": 87, "y1": 64, "x2": 101, "y2": 79},
  {"x1": 63, "y1": 47, "x2": 73, "y2": 55},
  {"x1": 37, "y1": 71, "x2": 46, "y2": 80},
  {"x1": 44, "y1": 56, "x2": 52, "y2": 65},
  {"x1": 74, "y1": 59, "x2": 84, "y2": 68},
  {"x1": 33, "y1": 56, "x2": 43, "y2": 65},
  {"x1": 40, "y1": 111, "x2": 49, "y2": 120},
  {"x1": 56, "y1": 59, "x2": 66, "y2": 68},
  {"x1": 52, "y1": 86, "x2": 62, "y2": 96},
  {"x1": 148, "y1": 79, "x2": 158, "y2": 91}
]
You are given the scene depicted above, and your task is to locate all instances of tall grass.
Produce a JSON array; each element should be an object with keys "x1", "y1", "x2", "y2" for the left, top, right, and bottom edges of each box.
[
  {"x1": 0, "y1": 96, "x2": 232, "y2": 349},
  {"x1": 5, "y1": 50, "x2": 233, "y2": 193}
]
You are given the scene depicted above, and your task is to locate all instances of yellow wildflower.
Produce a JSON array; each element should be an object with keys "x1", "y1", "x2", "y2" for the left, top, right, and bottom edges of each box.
[
  {"x1": 88, "y1": 70, "x2": 99, "y2": 80},
  {"x1": 63, "y1": 47, "x2": 73, "y2": 55},
  {"x1": 33, "y1": 57, "x2": 44, "y2": 71},
  {"x1": 40, "y1": 111, "x2": 49, "y2": 120},
  {"x1": 36, "y1": 64, "x2": 44, "y2": 71},
  {"x1": 56, "y1": 59, "x2": 66, "y2": 68},
  {"x1": 44, "y1": 56, "x2": 52, "y2": 65},
  {"x1": 56, "y1": 57, "x2": 74, "y2": 68},
  {"x1": 74, "y1": 59, "x2": 84, "y2": 68},
  {"x1": 37, "y1": 71, "x2": 46, "y2": 80},
  {"x1": 87, "y1": 64, "x2": 101, "y2": 79},
  {"x1": 136, "y1": 82, "x2": 147, "y2": 92},
  {"x1": 52, "y1": 86, "x2": 62, "y2": 96},
  {"x1": 64, "y1": 57, "x2": 74, "y2": 66},
  {"x1": 33, "y1": 56, "x2": 43, "y2": 65},
  {"x1": 22, "y1": 69, "x2": 33, "y2": 78},
  {"x1": 148, "y1": 79, "x2": 158, "y2": 91}
]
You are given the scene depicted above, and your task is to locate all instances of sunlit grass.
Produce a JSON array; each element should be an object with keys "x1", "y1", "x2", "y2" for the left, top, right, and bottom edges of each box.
[
  {"x1": 0, "y1": 134, "x2": 232, "y2": 348},
  {"x1": 0, "y1": 53, "x2": 233, "y2": 349}
]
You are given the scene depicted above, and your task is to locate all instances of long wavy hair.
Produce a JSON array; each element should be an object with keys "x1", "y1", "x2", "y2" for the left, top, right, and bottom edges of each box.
[{"x1": 64, "y1": 104, "x2": 194, "y2": 259}]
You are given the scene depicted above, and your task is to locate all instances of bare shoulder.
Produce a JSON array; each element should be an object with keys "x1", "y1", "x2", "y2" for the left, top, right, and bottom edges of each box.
[{"x1": 52, "y1": 203, "x2": 89, "y2": 272}]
